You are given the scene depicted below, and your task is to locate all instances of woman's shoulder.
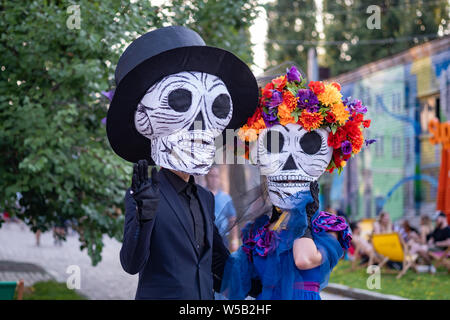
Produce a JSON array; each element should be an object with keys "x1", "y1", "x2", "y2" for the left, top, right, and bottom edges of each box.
[{"x1": 312, "y1": 211, "x2": 352, "y2": 249}]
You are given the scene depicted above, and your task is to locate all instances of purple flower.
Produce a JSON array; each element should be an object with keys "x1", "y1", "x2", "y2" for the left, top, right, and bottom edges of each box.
[
  {"x1": 343, "y1": 97, "x2": 367, "y2": 114},
  {"x1": 286, "y1": 66, "x2": 302, "y2": 82},
  {"x1": 341, "y1": 140, "x2": 353, "y2": 155},
  {"x1": 101, "y1": 89, "x2": 115, "y2": 102},
  {"x1": 312, "y1": 211, "x2": 352, "y2": 249},
  {"x1": 267, "y1": 90, "x2": 283, "y2": 108},
  {"x1": 262, "y1": 109, "x2": 279, "y2": 127},
  {"x1": 242, "y1": 219, "x2": 279, "y2": 260},
  {"x1": 297, "y1": 89, "x2": 320, "y2": 112},
  {"x1": 365, "y1": 139, "x2": 377, "y2": 146},
  {"x1": 101, "y1": 117, "x2": 107, "y2": 125}
]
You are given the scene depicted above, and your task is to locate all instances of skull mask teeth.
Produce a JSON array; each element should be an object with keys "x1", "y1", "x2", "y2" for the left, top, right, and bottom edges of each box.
[
  {"x1": 255, "y1": 123, "x2": 333, "y2": 209},
  {"x1": 134, "y1": 71, "x2": 233, "y2": 175}
]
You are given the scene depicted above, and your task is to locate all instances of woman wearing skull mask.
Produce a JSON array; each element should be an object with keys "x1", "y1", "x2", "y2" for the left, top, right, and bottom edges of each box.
[
  {"x1": 105, "y1": 26, "x2": 261, "y2": 299},
  {"x1": 219, "y1": 66, "x2": 372, "y2": 300}
]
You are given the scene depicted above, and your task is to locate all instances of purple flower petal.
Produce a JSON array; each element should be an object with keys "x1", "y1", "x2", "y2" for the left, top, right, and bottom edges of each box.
[
  {"x1": 297, "y1": 89, "x2": 319, "y2": 111},
  {"x1": 341, "y1": 140, "x2": 352, "y2": 155},
  {"x1": 101, "y1": 89, "x2": 115, "y2": 102},
  {"x1": 286, "y1": 66, "x2": 302, "y2": 82},
  {"x1": 267, "y1": 90, "x2": 283, "y2": 108}
]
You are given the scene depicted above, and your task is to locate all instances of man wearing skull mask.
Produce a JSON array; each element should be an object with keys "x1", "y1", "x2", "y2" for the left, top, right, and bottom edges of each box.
[
  {"x1": 106, "y1": 26, "x2": 260, "y2": 299},
  {"x1": 220, "y1": 66, "x2": 372, "y2": 300}
]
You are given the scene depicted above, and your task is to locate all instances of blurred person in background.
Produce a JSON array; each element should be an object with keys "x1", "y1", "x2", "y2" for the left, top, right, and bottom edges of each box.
[
  {"x1": 373, "y1": 211, "x2": 393, "y2": 234},
  {"x1": 205, "y1": 166, "x2": 239, "y2": 252},
  {"x1": 397, "y1": 219, "x2": 419, "y2": 243},
  {"x1": 325, "y1": 206, "x2": 337, "y2": 216},
  {"x1": 336, "y1": 209, "x2": 349, "y2": 222},
  {"x1": 350, "y1": 221, "x2": 384, "y2": 265},
  {"x1": 418, "y1": 214, "x2": 433, "y2": 244},
  {"x1": 427, "y1": 212, "x2": 450, "y2": 251}
]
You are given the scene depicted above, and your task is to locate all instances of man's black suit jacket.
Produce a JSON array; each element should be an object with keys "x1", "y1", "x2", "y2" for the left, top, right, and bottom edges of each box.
[{"x1": 120, "y1": 169, "x2": 230, "y2": 300}]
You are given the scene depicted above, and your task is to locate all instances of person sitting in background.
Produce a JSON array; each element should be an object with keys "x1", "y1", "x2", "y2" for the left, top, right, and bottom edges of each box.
[
  {"x1": 325, "y1": 206, "x2": 337, "y2": 216},
  {"x1": 205, "y1": 166, "x2": 239, "y2": 252},
  {"x1": 427, "y1": 212, "x2": 450, "y2": 251},
  {"x1": 350, "y1": 221, "x2": 383, "y2": 265},
  {"x1": 419, "y1": 214, "x2": 433, "y2": 244},
  {"x1": 397, "y1": 220, "x2": 419, "y2": 243},
  {"x1": 336, "y1": 209, "x2": 349, "y2": 222},
  {"x1": 373, "y1": 211, "x2": 393, "y2": 234}
]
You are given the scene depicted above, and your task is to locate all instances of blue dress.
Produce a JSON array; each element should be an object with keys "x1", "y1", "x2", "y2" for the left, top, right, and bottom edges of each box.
[{"x1": 220, "y1": 192, "x2": 351, "y2": 300}]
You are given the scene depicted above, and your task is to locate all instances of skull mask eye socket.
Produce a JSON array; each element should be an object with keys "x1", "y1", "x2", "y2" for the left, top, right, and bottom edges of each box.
[
  {"x1": 263, "y1": 130, "x2": 285, "y2": 153},
  {"x1": 168, "y1": 88, "x2": 192, "y2": 112},
  {"x1": 212, "y1": 94, "x2": 231, "y2": 119},
  {"x1": 300, "y1": 131, "x2": 322, "y2": 155}
]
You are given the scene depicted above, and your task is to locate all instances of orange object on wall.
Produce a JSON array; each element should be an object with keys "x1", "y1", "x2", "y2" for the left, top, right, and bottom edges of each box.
[
  {"x1": 429, "y1": 119, "x2": 450, "y2": 224},
  {"x1": 436, "y1": 148, "x2": 450, "y2": 224}
]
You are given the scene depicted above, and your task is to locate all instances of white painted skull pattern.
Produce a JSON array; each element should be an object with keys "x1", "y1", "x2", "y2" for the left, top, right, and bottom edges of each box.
[
  {"x1": 254, "y1": 123, "x2": 333, "y2": 209},
  {"x1": 134, "y1": 71, "x2": 233, "y2": 175}
]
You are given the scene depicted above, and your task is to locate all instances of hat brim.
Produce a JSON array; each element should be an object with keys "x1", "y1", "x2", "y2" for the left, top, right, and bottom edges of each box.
[{"x1": 106, "y1": 45, "x2": 259, "y2": 164}]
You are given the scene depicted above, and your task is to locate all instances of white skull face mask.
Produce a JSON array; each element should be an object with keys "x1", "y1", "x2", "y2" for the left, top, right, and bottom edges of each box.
[
  {"x1": 134, "y1": 71, "x2": 233, "y2": 175},
  {"x1": 255, "y1": 123, "x2": 333, "y2": 209}
]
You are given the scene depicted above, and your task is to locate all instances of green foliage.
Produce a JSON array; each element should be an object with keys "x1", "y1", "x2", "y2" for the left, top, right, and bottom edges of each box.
[
  {"x1": 323, "y1": 0, "x2": 449, "y2": 76},
  {"x1": 164, "y1": 0, "x2": 260, "y2": 64},
  {"x1": 0, "y1": 0, "x2": 258, "y2": 265},
  {"x1": 21, "y1": 280, "x2": 87, "y2": 300},
  {"x1": 265, "y1": 0, "x2": 318, "y2": 71},
  {"x1": 330, "y1": 260, "x2": 450, "y2": 299}
]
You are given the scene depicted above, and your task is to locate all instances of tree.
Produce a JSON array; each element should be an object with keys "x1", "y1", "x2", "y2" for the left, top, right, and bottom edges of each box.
[
  {"x1": 0, "y1": 0, "x2": 259, "y2": 265},
  {"x1": 166, "y1": 0, "x2": 260, "y2": 64},
  {"x1": 265, "y1": 0, "x2": 318, "y2": 72},
  {"x1": 322, "y1": 0, "x2": 449, "y2": 76}
]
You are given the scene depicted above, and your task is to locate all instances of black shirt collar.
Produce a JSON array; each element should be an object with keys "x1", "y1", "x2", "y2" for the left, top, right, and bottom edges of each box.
[{"x1": 162, "y1": 168, "x2": 196, "y2": 194}]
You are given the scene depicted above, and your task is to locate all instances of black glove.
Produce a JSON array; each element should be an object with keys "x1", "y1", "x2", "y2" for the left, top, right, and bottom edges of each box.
[
  {"x1": 130, "y1": 160, "x2": 160, "y2": 223},
  {"x1": 302, "y1": 181, "x2": 319, "y2": 239}
]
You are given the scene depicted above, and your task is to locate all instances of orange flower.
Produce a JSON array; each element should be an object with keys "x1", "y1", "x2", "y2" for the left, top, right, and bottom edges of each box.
[
  {"x1": 298, "y1": 111, "x2": 324, "y2": 131},
  {"x1": 278, "y1": 103, "x2": 296, "y2": 126},
  {"x1": 317, "y1": 84, "x2": 343, "y2": 107},
  {"x1": 282, "y1": 91, "x2": 298, "y2": 111},
  {"x1": 350, "y1": 133, "x2": 364, "y2": 154},
  {"x1": 238, "y1": 125, "x2": 259, "y2": 142},
  {"x1": 253, "y1": 117, "x2": 266, "y2": 131},
  {"x1": 272, "y1": 75, "x2": 287, "y2": 90},
  {"x1": 330, "y1": 101, "x2": 350, "y2": 124}
]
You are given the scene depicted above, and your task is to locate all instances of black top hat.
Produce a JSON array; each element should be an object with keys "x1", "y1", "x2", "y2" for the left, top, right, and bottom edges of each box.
[{"x1": 106, "y1": 26, "x2": 259, "y2": 163}]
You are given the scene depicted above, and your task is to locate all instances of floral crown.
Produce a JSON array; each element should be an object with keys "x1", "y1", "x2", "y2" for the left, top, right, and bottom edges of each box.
[{"x1": 237, "y1": 66, "x2": 373, "y2": 174}]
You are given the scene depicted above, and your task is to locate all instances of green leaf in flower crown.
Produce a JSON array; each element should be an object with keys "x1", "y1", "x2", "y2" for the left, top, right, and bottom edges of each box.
[
  {"x1": 300, "y1": 78, "x2": 307, "y2": 88},
  {"x1": 291, "y1": 108, "x2": 302, "y2": 122},
  {"x1": 331, "y1": 125, "x2": 337, "y2": 134},
  {"x1": 286, "y1": 82, "x2": 299, "y2": 96}
]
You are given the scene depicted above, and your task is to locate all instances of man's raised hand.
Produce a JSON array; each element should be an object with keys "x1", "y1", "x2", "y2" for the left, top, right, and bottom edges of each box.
[{"x1": 130, "y1": 160, "x2": 160, "y2": 223}]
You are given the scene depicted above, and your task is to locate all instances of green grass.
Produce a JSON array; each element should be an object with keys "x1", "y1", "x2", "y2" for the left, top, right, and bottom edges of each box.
[
  {"x1": 329, "y1": 260, "x2": 450, "y2": 300},
  {"x1": 20, "y1": 280, "x2": 87, "y2": 300}
]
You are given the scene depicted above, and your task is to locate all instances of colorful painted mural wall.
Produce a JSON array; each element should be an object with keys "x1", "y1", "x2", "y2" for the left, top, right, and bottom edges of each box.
[{"x1": 328, "y1": 38, "x2": 450, "y2": 222}]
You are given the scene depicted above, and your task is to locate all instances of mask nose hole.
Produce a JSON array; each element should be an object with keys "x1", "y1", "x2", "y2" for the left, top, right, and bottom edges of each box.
[
  {"x1": 189, "y1": 112, "x2": 205, "y2": 130},
  {"x1": 282, "y1": 154, "x2": 298, "y2": 171}
]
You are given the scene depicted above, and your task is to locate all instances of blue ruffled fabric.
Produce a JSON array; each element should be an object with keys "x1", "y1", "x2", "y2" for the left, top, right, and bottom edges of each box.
[{"x1": 220, "y1": 190, "x2": 351, "y2": 300}]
